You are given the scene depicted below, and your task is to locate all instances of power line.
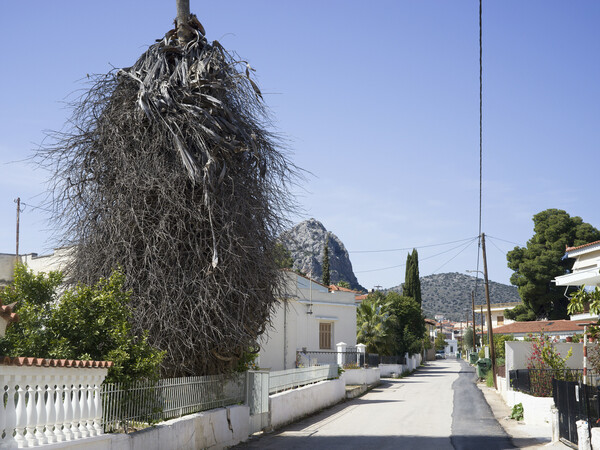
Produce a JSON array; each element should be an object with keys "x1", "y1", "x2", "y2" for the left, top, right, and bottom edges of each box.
[
  {"x1": 355, "y1": 236, "x2": 479, "y2": 274},
  {"x1": 349, "y1": 236, "x2": 478, "y2": 254},
  {"x1": 19, "y1": 202, "x2": 52, "y2": 213},
  {"x1": 487, "y1": 237, "x2": 507, "y2": 256},
  {"x1": 432, "y1": 238, "x2": 478, "y2": 274},
  {"x1": 474, "y1": 0, "x2": 484, "y2": 304},
  {"x1": 486, "y1": 235, "x2": 522, "y2": 247}
]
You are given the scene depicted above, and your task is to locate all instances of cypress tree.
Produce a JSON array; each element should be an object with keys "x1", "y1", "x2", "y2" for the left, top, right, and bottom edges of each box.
[
  {"x1": 322, "y1": 240, "x2": 331, "y2": 286},
  {"x1": 404, "y1": 249, "x2": 422, "y2": 304}
]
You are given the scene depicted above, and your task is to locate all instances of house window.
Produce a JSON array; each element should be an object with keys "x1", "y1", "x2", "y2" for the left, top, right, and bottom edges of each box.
[
  {"x1": 497, "y1": 316, "x2": 504, "y2": 325},
  {"x1": 319, "y1": 322, "x2": 332, "y2": 349}
]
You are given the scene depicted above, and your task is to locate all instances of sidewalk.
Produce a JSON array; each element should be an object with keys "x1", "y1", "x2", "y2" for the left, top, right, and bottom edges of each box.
[{"x1": 478, "y1": 383, "x2": 569, "y2": 449}]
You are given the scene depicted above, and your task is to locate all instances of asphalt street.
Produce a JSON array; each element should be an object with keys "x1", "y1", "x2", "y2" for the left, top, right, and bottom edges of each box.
[{"x1": 236, "y1": 358, "x2": 515, "y2": 449}]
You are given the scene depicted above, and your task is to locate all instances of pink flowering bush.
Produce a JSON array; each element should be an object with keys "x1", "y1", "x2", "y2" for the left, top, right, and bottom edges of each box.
[{"x1": 524, "y1": 332, "x2": 573, "y2": 397}]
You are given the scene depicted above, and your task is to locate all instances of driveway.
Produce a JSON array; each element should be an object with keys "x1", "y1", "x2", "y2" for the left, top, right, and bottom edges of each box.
[{"x1": 236, "y1": 359, "x2": 515, "y2": 449}]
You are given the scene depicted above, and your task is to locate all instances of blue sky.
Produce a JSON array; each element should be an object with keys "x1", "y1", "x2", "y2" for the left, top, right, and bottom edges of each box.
[{"x1": 1, "y1": 1, "x2": 599, "y2": 292}]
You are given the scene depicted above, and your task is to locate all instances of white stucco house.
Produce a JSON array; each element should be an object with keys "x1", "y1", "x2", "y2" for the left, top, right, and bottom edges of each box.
[
  {"x1": 257, "y1": 270, "x2": 357, "y2": 371},
  {"x1": 0, "y1": 248, "x2": 73, "y2": 285},
  {"x1": 554, "y1": 240, "x2": 600, "y2": 321},
  {"x1": 475, "y1": 301, "x2": 521, "y2": 331}
]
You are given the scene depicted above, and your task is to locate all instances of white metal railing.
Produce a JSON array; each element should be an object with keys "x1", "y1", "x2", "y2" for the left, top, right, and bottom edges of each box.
[
  {"x1": 101, "y1": 373, "x2": 246, "y2": 432},
  {"x1": 268, "y1": 364, "x2": 338, "y2": 394},
  {"x1": 0, "y1": 364, "x2": 108, "y2": 448}
]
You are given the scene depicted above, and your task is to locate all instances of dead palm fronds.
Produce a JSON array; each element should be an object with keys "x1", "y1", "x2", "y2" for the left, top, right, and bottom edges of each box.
[{"x1": 38, "y1": 14, "x2": 298, "y2": 376}]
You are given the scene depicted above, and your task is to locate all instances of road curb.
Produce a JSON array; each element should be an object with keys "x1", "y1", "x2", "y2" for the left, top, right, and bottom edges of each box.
[{"x1": 476, "y1": 381, "x2": 568, "y2": 449}]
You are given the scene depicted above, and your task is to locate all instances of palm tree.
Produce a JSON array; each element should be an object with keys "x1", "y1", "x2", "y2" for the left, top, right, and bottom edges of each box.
[{"x1": 357, "y1": 296, "x2": 395, "y2": 355}]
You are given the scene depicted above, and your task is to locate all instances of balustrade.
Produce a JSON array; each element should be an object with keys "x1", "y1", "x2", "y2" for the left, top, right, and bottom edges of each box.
[{"x1": 0, "y1": 360, "x2": 109, "y2": 448}]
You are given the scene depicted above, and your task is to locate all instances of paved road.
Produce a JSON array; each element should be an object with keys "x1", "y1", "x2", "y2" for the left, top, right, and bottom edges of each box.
[{"x1": 236, "y1": 358, "x2": 515, "y2": 449}]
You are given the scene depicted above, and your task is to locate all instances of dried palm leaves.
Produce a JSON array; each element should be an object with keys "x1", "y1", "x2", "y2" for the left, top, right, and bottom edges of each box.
[{"x1": 39, "y1": 16, "x2": 298, "y2": 376}]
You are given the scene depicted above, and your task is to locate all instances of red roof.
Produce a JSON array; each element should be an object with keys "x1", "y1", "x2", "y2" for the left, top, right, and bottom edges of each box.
[
  {"x1": 0, "y1": 301, "x2": 18, "y2": 326},
  {"x1": 329, "y1": 284, "x2": 359, "y2": 293},
  {"x1": 566, "y1": 240, "x2": 600, "y2": 253},
  {"x1": 494, "y1": 319, "x2": 591, "y2": 335}
]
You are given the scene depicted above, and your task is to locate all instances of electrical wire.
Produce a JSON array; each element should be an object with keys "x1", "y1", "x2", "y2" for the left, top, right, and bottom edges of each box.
[
  {"x1": 349, "y1": 236, "x2": 478, "y2": 254},
  {"x1": 354, "y1": 236, "x2": 479, "y2": 274},
  {"x1": 431, "y1": 237, "x2": 479, "y2": 274},
  {"x1": 19, "y1": 202, "x2": 52, "y2": 213},
  {"x1": 486, "y1": 235, "x2": 522, "y2": 247},
  {"x1": 487, "y1": 237, "x2": 508, "y2": 256},
  {"x1": 473, "y1": 0, "x2": 484, "y2": 308}
]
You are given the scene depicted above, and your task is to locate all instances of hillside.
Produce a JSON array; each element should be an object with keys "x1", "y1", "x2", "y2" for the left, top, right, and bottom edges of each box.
[{"x1": 388, "y1": 272, "x2": 521, "y2": 321}]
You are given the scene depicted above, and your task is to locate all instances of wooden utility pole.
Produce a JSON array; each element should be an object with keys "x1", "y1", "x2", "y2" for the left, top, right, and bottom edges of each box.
[
  {"x1": 480, "y1": 305, "x2": 484, "y2": 345},
  {"x1": 15, "y1": 197, "x2": 21, "y2": 262},
  {"x1": 481, "y1": 233, "x2": 497, "y2": 389},
  {"x1": 471, "y1": 290, "x2": 476, "y2": 348}
]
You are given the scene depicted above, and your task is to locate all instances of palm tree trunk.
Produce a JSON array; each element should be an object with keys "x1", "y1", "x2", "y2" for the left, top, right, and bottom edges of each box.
[
  {"x1": 177, "y1": 0, "x2": 190, "y2": 24},
  {"x1": 176, "y1": 0, "x2": 191, "y2": 42}
]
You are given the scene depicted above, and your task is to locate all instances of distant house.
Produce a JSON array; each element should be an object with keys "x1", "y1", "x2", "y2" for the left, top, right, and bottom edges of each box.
[
  {"x1": 474, "y1": 301, "x2": 521, "y2": 331},
  {"x1": 425, "y1": 318, "x2": 437, "y2": 360},
  {"x1": 257, "y1": 271, "x2": 357, "y2": 371},
  {"x1": 494, "y1": 319, "x2": 590, "y2": 341},
  {"x1": 0, "y1": 253, "x2": 17, "y2": 287},
  {"x1": 0, "y1": 247, "x2": 73, "y2": 285}
]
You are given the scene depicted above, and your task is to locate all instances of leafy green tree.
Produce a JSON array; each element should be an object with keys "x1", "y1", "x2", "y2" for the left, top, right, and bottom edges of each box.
[
  {"x1": 504, "y1": 304, "x2": 536, "y2": 322},
  {"x1": 494, "y1": 334, "x2": 515, "y2": 359},
  {"x1": 0, "y1": 264, "x2": 63, "y2": 357},
  {"x1": 464, "y1": 327, "x2": 475, "y2": 349},
  {"x1": 0, "y1": 265, "x2": 164, "y2": 383},
  {"x1": 387, "y1": 292, "x2": 425, "y2": 355},
  {"x1": 434, "y1": 332, "x2": 448, "y2": 351},
  {"x1": 356, "y1": 293, "x2": 395, "y2": 355},
  {"x1": 507, "y1": 209, "x2": 600, "y2": 320},
  {"x1": 337, "y1": 280, "x2": 350, "y2": 289},
  {"x1": 273, "y1": 242, "x2": 293, "y2": 269},
  {"x1": 403, "y1": 249, "x2": 422, "y2": 304},
  {"x1": 322, "y1": 241, "x2": 330, "y2": 286}
]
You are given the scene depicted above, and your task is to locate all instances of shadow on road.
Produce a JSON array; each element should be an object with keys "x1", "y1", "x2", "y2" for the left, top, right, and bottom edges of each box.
[{"x1": 238, "y1": 433, "x2": 515, "y2": 449}]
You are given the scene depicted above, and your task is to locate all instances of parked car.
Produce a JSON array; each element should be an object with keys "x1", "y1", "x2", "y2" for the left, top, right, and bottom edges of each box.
[{"x1": 435, "y1": 351, "x2": 446, "y2": 359}]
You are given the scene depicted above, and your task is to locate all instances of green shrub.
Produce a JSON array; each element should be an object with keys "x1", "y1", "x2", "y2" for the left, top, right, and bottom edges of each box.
[
  {"x1": 510, "y1": 403, "x2": 524, "y2": 421},
  {"x1": 0, "y1": 265, "x2": 164, "y2": 383}
]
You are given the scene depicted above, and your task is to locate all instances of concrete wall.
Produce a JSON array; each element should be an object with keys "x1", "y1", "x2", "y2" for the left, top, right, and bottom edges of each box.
[
  {"x1": 497, "y1": 377, "x2": 554, "y2": 427},
  {"x1": 505, "y1": 341, "x2": 584, "y2": 378},
  {"x1": 21, "y1": 247, "x2": 74, "y2": 274},
  {"x1": 342, "y1": 367, "x2": 380, "y2": 386},
  {"x1": 269, "y1": 378, "x2": 345, "y2": 430},
  {"x1": 41, "y1": 405, "x2": 249, "y2": 450},
  {"x1": 0, "y1": 254, "x2": 16, "y2": 286},
  {"x1": 379, "y1": 364, "x2": 404, "y2": 377}
]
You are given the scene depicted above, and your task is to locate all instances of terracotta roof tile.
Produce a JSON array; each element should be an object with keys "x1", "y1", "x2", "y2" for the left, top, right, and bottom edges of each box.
[
  {"x1": 0, "y1": 301, "x2": 19, "y2": 325},
  {"x1": 329, "y1": 284, "x2": 359, "y2": 293},
  {"x1": 0, "y1": 356, "x2": 113, "y2": 368},
  {"x1": 566, "y1": 240, "x2": 600, "y2": 253},
  {"x1": 494, "y1": 319, "x2": 591, "y2": 335}
]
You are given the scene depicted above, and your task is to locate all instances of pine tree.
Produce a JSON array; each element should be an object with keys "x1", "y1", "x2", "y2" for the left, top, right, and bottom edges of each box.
[{"x1": 322, "y1": 240, "x2": 331, "y2": 286}]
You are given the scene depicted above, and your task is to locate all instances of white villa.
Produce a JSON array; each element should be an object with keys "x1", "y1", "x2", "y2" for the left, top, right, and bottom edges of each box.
[
  {"x1": 475, "y1": 301, "x2": 521, "y2": 331},
  {"x1": 257, "y1": 271, "x2": 357, "y2": 371},
  {"x1": 554, "y1": 240, "x2": 600, "y2": 320}
]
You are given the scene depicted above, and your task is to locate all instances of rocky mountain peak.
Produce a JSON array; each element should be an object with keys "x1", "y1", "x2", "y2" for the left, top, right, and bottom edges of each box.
[{"x1": 279, "y1": 218, "x2": 364, "y2": 291}]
